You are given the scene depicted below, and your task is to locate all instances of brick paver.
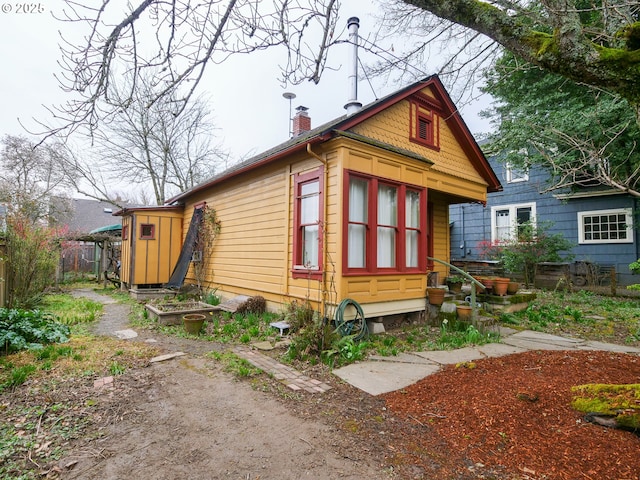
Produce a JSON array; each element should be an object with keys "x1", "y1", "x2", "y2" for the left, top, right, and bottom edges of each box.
[{"x1": 232, "y1": 346, "x2": 332, "y2": 393}]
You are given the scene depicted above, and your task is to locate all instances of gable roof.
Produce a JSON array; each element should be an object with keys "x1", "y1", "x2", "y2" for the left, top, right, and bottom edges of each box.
[
  {"x1": 167, "y1": 75, "x2": 501, "y2": 205},
  {"x1": 51, "y1": 198, "x2": 123, "y2": 235}
]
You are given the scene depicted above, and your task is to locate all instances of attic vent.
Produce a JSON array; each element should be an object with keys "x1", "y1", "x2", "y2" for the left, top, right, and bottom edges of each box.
[{"x1": 103, "y1": 208, "x2": 113, "y2": 213}]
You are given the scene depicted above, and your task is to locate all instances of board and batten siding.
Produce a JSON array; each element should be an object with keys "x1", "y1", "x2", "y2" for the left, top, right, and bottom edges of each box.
[
  {"x1": 130, "y1": 212, "x2": 183, "y2": 285},
  {"x1": 119, "y1": 215, "x2": 132, "y2": 284}
]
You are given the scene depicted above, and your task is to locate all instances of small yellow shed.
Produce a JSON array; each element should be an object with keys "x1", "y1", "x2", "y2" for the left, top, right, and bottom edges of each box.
[{"x1": 115, "y1": 206, "x2": 184, "y2": 288}]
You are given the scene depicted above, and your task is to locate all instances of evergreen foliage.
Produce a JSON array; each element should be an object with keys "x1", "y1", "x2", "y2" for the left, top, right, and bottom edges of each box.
[{"x1": 482, "y1": 51, "x2": 640, "y2": 195}]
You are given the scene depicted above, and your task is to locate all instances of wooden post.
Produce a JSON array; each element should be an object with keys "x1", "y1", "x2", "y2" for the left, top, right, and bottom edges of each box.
[{"x1": 610, "y1": 266, "x2": 617, "y2": 296}]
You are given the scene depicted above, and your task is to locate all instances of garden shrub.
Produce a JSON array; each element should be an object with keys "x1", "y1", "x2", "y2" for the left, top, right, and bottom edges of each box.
[{"x1": 0, "y1": 308, "x2": 70, "y2": 354}]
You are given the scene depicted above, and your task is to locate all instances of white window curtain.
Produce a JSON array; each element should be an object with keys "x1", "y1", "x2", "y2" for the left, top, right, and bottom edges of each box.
[
  {"x1": 302, "y1": 225, "x2": 319, "y2": 267},
  {"x1": 377, "y1": 184, "x2": 397, "y2": 268},
  {"x1": 348, "y1": 178, "x2": 368, "y2": 268},
  {"x1": 406, "y1": 190, "x2": 420, "y2": 267}
]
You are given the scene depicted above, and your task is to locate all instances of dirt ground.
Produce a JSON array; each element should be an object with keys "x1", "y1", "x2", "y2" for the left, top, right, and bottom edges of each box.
[
  {"x1": 9, "y1": 289, "x2": 640, "y2": 480},
  {"x1": 55, "y1": 290, "x2": 392, "y2": 479},
  {"x1": 59, "y1": 357, "x2": 390, "y2": 480}
]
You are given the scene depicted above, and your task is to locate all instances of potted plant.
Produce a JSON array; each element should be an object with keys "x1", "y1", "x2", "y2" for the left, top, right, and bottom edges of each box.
[
  {"x1": 456, "y1": 303, "x2": 473, "y2": 321},
  {"x1": 493, "y1": 277, "x2": 510, "y2": 296},
  {"x1": 481, "y1": 276, "x2": 495, "y2": 294},
  {"x1": 427, "y1": 287, "x2": 446, "y2": 306},
  {"x1": 183, "y1": 313, "x2": 207, "y2": 335},
  {"x1": 507, "y1": 280, "x2": 520, "y2": 295},
  {"x1": 446, "y1": 275, "x2": 465, "y2": 294}
]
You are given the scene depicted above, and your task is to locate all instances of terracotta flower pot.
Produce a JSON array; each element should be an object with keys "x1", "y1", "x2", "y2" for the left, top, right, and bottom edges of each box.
[
  {"x1": 183, "y1": 313, "x2": 206, "y2": 335},
  {"x1": 427, "y1": 288, "x2": 446, "y2": 306},
  {"x1": 493, "y1": 277, "x2": 510, "y2": 296},
  {"x1": 447, "y1": 281, "x2": 463, "y2": 294},
  {"x1": 482, "y1": 277, "x2": 494, "y2": 293},
  {"x1": 507, "y1": 281, "x2": 520, "y2": 295},
  {"x1": 456, "y1": 304, "x2": 473, "y2": 321}
]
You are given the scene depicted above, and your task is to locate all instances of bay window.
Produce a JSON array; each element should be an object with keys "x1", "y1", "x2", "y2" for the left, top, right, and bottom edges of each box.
[
  {"x1": 347, "y1": 178, "x2": 368, "y2": 268},
  {"x1": 377, "y1": 184, "x2": 398, "y2": 268},
  {"x1": 345, "y1": 171, "x2": 426, "y2": 273}
]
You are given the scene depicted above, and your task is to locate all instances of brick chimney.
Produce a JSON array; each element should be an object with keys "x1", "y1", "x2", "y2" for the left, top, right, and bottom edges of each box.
[{"x1": 292, "y1": 106, "x2": 311, "y2": 137}]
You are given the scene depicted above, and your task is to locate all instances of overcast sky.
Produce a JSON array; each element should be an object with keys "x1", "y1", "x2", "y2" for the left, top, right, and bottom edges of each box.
[{"x1": 0, "y1": 1, "x2": 490, "y2": 172}]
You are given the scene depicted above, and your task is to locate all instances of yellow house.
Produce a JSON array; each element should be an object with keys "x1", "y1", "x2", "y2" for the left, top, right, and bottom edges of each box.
[{"x1": 117, "y1": 76, "x2": 501, "y2": 321}]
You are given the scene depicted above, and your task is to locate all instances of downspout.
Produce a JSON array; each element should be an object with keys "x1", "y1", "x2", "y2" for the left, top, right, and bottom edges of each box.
[
  {"x1": 306, "y1": 143, "x2": 329, "y2": 320},
  {"x1": 461, "y1": 205, "x2": 466, "y2": 258}
]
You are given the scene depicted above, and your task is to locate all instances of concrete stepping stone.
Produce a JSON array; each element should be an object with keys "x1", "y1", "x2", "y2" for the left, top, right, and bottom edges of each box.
[
  {"x1": 577, "y1": 341, "x2": 640, "y2": 353},
  {"x1": 502, "y1": 330, "x2": 583, "y2": 350},
  {"x1": 414, "y1": 346, "x2": 484, "y2": 365},
  {"x1": 367, "y1": 352, "x2": 439, "y2": 364},
  {"x1": 333, "y1": 361, "x2": 441, "y2": 396},
  {"x1": 114, "y1": 329, "x2": 138, "y2": 339},
  {"x1": 477, "y1": 343, "x2": 527, "y2": 357}
]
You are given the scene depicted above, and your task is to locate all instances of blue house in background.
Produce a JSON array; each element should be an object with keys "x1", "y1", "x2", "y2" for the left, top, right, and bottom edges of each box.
[{"x1": 449, "y1": 157, "x2": 639, "y2": 286}]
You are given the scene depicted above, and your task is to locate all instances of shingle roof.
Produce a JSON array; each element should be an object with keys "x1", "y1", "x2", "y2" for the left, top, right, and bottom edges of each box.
[
  {"x1": 166, "y1": 75, "x2": 500, "y2": 204},
  {"x1": 52, "y1": 198, "x2": 123, "y2": 235}
]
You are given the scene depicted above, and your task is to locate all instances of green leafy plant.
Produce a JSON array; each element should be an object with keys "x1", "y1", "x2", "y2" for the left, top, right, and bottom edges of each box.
[
  {"x1": 445, "y1": 275, "x2": 465, "y2": 284},
  {"x1": 322, "y1": 335, "x2": 369, "y2": 367},
  {"x1": 0, "y1": 308, "x2": 71, "y2": 354},
  {"x1": 109, "y1": 361, "x2": 125, "y2": 375},
  {"x1": 209, "y1": 351, "x2": 262, "y2": 377},
  {"x1": 0, "y1": 364, "x2": 37, "y2": 392},
  {"x1": 437, "y1": 319, "x2": 498, "y2": 349},
  {"x1": 480, "y1": 221, "x2": 574, "y2": 287},
  {"x1": 203, "y1": 288, "x2": 221, "y2": 306}
]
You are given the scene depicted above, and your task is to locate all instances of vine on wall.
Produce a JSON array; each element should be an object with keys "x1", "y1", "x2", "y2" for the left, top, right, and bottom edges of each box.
[{"x1": 192, "y1": 206, "x2": 221, "y2": 293}]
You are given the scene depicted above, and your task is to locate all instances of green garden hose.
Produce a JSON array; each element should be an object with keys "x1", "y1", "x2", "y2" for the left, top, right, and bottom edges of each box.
[{"x1": 334, "y1": 298, "x2": 368, "y2": 341}]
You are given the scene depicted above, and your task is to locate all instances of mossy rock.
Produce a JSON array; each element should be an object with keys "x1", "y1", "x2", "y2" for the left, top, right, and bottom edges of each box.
[{"x1": 571, "y1": 383, "x2": 640, "y2": 430}]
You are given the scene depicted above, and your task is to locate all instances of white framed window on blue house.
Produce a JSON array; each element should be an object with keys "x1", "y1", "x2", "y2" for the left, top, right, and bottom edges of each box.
[
  {"x1": 491, "y1": 202, "x2": 536, "y2": 243},
  {"x1": 578, "y1": 208, "x2": 633, "y2": 244},
  {"x1": 506, "y1": 163, "x2": 529, "y2": 183}
]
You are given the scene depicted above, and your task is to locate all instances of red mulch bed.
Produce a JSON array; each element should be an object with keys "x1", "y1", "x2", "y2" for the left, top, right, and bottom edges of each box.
[{"x1": 383, "y1": 350, "x2": 640, "y2": 479}]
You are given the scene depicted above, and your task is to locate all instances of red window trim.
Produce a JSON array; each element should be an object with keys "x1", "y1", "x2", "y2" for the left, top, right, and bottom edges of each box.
[
  {"x1": 140, "y1": 223, "x2": 155, "y2": 240},
  {"x1": 342, "y1": 170, "x2": 428, "y2": 276},
  {"x1": 409, "y1": 99, "x2": 440, "y2": 151},
  {"x1": 292, "y1": 166, "x2": 324, "y2": 280},
  {"x1": 122, "y1": 225, "x2": 129, "y2": 241}
]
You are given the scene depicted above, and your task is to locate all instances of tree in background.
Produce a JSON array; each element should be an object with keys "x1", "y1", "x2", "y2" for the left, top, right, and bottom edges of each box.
[
  {"x1": 3, "y1": 218, "x2": 63, "y2": 308},
  {"x1": 0, "y1": 135, "x2": 72, "y2": 222},
  {"x1": 61, "y1": 75, "x2": 228, "y2": 206},
  {"x1": 481, "y1": 51, "x2": 640, "y2": 196},
  {"x1": 379, "y1": 0, "x2": 640, "y2": 124},
  {"x1": 0, "y1": 135, "x2": 71, "y2": 307}
]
